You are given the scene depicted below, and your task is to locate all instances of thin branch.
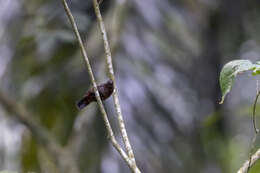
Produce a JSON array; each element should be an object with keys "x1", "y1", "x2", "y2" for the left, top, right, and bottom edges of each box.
[
  {"x1": 92, "y1": 0, "x2": 140, "y2": 169},
  {"x1": 238, "y1": 147, "x2": 260, "y2": 173},
  {"x1": 253, "y1": 91, "x2": 260, "y2": 133},
  {"x1": 60, "y1": 0, "x2": 136, "y2": 171},
  {"x1": 0, "y1": 91, "x2": 78, "y2": 173},
  {"x1": 245, "y1": 90, "x2": 260, "y2": 173}
]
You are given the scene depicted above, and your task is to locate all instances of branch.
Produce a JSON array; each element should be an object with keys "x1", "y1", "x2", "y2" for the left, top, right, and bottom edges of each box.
[
  {"x1": 237, "y1": 147, "x2": 260, "y2": 173},
  {"x1": 92, "y1": 0, "x2": 141, "y2": 172},
  {"x1": 238, "y1": 90, "x2": 260, "y2": 173},
  {"x1": 253, "y1": 90, "x2": 260, "y2": 133},
  {"x1": 60, "y1": 0, "x2": 136, "y2": 171},
  {"x1": 0, "y1": 91, "x2": 78, "y2": 173}
]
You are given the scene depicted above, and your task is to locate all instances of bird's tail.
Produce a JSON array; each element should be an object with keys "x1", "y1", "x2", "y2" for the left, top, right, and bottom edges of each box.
[{"x1": 76, "y1": 97, "x2": 90, "y2": 110}]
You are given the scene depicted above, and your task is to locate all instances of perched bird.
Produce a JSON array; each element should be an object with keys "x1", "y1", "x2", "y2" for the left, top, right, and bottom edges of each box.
[{"x1": 77, "y1": 79, "x2": 114, "y2": 110}]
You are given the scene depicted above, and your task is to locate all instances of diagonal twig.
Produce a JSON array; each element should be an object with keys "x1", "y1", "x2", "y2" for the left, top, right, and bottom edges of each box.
[
  {"x1": 238, "y1": 90, "x2": 260, "y2": 173},
  {"x1": 252, "y1": 91, "x2": 260, "y2": 134},
  {"x1": 238, "y1": 147, "x2": 260, "y2": 173},
  {"x1": 92, "y1": 0, "x2": 141, "y2": 172},
  {"x1": 60, "y1": 0, "x2": 136, "y2": 171}
]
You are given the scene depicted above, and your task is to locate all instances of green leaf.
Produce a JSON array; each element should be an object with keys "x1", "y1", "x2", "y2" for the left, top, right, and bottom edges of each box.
[
  {"x1": 252, "y1": 64, "x2": 260, "y2": 75},
  {"x1": 219, "y1": 60, "x2": 255, "y2": 104}
]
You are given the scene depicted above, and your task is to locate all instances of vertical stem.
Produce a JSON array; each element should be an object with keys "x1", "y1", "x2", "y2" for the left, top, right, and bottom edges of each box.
[
  {"x1": 61, "y1": 0, "x2": 113, "y2": 143},
  {"x1": 92, "y1": 0, "x2": 140, "y2": 171},
  {"x1": 61, "y1": 0, "x2": 139, "y2": 172},
  {"x1": 253, "y1": 91, "x2": 260, "y2": 133},
  {"x1": 246, "y1": 90, "x2": 260, "y2": 172}
]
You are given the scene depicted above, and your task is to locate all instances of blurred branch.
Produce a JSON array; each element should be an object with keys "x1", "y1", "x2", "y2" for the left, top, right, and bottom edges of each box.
[
  {"x1": 60, "y1": 0, "x2": 136, "y2": 171},
  {"x1": 0, "y1": 91, "x2": 79, "y2": 173},
  {"x1": 110, "y1": 0, "x2": 127, "y2": 53},
  {"x1": 0, "y1": 92, "x2": 61, "y2": 160},
  {"x1": 92, "y1": 0, "x2": 141, "y2": 172}
]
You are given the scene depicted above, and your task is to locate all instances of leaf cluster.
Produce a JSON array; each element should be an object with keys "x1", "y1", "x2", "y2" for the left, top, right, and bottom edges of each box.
[{"x1": 220, "y1": 60, "x2": 260, "y2": 104}]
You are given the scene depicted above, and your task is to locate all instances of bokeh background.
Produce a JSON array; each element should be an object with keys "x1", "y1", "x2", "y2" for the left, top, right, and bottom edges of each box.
[{"x1": 1, "y1": 0, "x2": 260, "y2": 172}]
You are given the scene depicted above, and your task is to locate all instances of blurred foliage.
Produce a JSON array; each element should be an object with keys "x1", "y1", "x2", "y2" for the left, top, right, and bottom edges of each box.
[
  {"x1": 1, "y1": 0, "x2": 260, "y2": 173},
  {"x1": 21, "y1": 137, "x2": 39, "y2": 173},
  {"x1": 0, "y1": 171, "x2": 18, "y2": 173}
]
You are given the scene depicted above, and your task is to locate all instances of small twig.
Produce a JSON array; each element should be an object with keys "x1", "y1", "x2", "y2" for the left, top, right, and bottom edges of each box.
[
  {"x1": 252, "y1": 91, "x2": 260, "y2": 133},
  {"x1": 61, "y1": 0, "x2": 136, "y2": 171},
  {"x1": 92, "y1": 1, "x2": 141, "y2": 172},
  {"x1": 238, "y1": 147, "x2": 260, "y2": 173},
  {"x1": 244, "y1": 90, "x2": 260, "y2": 173}
]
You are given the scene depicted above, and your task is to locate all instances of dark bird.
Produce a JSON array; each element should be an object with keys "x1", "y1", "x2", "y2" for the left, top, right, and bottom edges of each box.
[{"x1": 77, "y1": 79, "x2": 114, "y2": 110}]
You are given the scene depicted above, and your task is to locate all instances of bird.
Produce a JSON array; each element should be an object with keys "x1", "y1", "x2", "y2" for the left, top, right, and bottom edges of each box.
[{"x1": 76, "y1": 79, "x2": 114, "y2": 110}]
